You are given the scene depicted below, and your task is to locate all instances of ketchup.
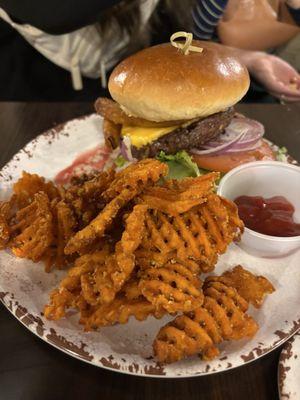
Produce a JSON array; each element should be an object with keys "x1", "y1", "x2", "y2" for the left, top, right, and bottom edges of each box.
[
  {"x1": 54, "y1": 145, "x2": 110, "y2": 185},
  {"x1": 234, "y1": 195, "x2": 300, "y2": 237}
]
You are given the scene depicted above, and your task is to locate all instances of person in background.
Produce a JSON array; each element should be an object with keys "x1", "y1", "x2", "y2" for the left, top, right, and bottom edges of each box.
[
  {"x1": 0, "y1": 0, "x2": 299, "y2": 102},
  {"x1": 0, "y1": 0, "x2": 157, "y2": 100},
  {"x1": 192, "y1": 0, "x2": 300, "y2": 102}
]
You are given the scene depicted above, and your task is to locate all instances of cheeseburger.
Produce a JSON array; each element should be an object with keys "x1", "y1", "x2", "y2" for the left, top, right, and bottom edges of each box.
[{"x1": 96, "y1": 37, "x2": 275, "y2": 173}]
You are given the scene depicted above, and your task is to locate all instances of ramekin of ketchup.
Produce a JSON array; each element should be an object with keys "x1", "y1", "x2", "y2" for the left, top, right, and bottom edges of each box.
[
  {"x1": 234, "y1": 195, "x2": 300, "y2": 237},
  {"x1": 217, "y1": 161, "x2": 300, "y2": 258}
]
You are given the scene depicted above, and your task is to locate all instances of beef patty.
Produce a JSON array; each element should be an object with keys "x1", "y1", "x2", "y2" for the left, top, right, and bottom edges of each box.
[{"x1": 131, "y1": 108, "x2": 235, "y2": 159}]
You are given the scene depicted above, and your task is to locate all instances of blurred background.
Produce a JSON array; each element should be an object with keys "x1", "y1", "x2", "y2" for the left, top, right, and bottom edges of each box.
[{"x1": 0, "y1": 0, "x2": 299, "y2": 103}]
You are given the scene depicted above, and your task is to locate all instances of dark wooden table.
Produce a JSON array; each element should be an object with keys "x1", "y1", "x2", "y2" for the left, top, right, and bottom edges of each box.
[{"x1": 0, "y1": 102, "x2": 300, "y2": 400}]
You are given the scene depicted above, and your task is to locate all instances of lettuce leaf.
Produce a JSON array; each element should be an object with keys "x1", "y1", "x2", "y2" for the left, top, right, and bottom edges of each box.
[
  {"x1": 157, "y1": 151, "x2": 207, "y2": 179},
  {"x1": 114, "y1": 155, "x2": 127, "y2": 168},
  {"x1": 276, "y1": 146, "x2": 288, "y2": 162}
]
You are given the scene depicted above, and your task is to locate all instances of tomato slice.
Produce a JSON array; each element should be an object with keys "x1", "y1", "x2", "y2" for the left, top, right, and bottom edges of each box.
[{"x1": 192, "y1": 140, "x2": 275, "y2": 173}]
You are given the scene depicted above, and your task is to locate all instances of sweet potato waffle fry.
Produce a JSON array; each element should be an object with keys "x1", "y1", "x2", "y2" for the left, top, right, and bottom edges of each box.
[
  {"x1": 92, "y1": 204, "x2": 148, "y2": 304},
  {"x1": 60, "y1": 168, "x2": 115, "y2": 225},
  {"x1": 44, "y1": 249, "x2": 110, "y2": 320},
  {"x1": 139, "y1": 259, "x2": 204, "y2": 313},
  {"x1": 205, "y1": 265, "x2": 275, "y2": 308},
  {"x1": 0, "y1": 172, "x2": 59, "y2": 252},
  {"x1": 122, "y1": 276, "x2": 143, "y2": 300},
  {"x1": 140, "y1": 209, "x2": 211, "y2": 272},
  {"x1": 13, "y1": 171, "x2": 59, "y2": 208},
  {"x1": 0, "y1": 214, "x2": 10, "y2": 249},
  {"x1": 153, "y1": 266, "x2": 273, "y2": 363},
  {"x1": 164, "y1": 172, "x2": 219, "y2": 191},
  {"x1": 139, "y1": 192, "x2": 243, "y2": 273},
  {"x1": 66, "y1": 169, "x2": 114, "y2": 199},
  {"x1": 0, "y1": 197, "x2": 16, "y2": 249},
  {"x1": 140, "y1": 172, "x2": 218, "y2": 215},
  {"x1": 136, "y1": 249, "x2": 201, "y2": 275},
  {"x1": 103, "y1": 159, "x2": 168, "y2": 201},
  {"x1": 44, "y1": 247, "x2": 165, "y2": 330},
  {"x1": 47, "y1": 200, "x2": 77, "y2": 271},
  {"x1": 10, "y1": 192, "x2": 54, "y2": 262},
  {"x1": 80, "y1": 297, "x2": 165, "y2": 331},
  {"x1": 0, "y1": 169, "x2": 117, "y2": 270},
  {"x1": 64, "y1": 189, "x2": 132, "y2": 255},
  {"x1": 64, "y1": 159, "x2": 167, "y2": 255}
]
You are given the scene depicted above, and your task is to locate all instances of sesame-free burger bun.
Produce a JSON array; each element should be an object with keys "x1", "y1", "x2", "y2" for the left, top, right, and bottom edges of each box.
[{"x1": 108, "y1": 41, "x2": 250, "y2": 122}]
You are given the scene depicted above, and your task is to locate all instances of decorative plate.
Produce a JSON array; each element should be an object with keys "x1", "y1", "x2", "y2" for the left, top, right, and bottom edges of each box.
[
  {"x1": 0, "y1": 114, "x2": 299, "y2": 377},
  {"x1": 278, "y1": 332, "x2": 300, "y2": 400}
]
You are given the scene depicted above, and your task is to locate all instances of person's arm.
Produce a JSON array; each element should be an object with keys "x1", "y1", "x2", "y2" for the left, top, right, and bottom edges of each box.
[
  {"x1": 227, "y1": 46, "x2": 300, "y2": 102},
  {"x1": 0, "y1": 0, "x2": 122, "y2": 34}
]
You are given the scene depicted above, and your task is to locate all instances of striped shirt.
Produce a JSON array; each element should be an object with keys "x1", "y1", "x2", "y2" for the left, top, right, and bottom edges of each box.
[{"x1": 192, "y1": 0, "x2": 228, "y2": 40}]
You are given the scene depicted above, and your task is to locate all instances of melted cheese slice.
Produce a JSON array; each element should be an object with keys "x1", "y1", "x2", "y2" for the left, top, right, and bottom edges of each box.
[{"x1": 121, "y1": 125, "x2": 179, "y2": 148}]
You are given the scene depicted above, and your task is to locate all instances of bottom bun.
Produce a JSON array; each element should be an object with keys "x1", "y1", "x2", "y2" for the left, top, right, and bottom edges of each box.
[{"x1": 192, "y1": 140, "x2": 275, "y2": 173}]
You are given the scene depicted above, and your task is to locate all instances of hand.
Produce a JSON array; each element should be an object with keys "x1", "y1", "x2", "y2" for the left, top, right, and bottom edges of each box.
[
  {"x1": 247, "y1": 53, "x2": 300, "y2": 102},
  {"x1": 285, "y1": 0, "x2": 300, "y2": 9}
]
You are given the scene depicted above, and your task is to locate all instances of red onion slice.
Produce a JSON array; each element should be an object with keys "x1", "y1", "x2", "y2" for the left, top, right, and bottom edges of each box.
[
  {"x1": 120, "y1": 141, "x2": 128, "y2": 160},
  {"x1": 191, "y1": 129, "x2": 244, "y2": 155},
  {"x1": 228, "y1": 118, "x2": 264, "y2": 145},
  {"x1": 191, "y1": 117, "x2": 264, "y2": 156},
  {"x1": 121, "y1": 136, "x2": 136, "y2": 162},
  {"x1": 224, "y1": 139, "x2": 262, "y2": 153}
]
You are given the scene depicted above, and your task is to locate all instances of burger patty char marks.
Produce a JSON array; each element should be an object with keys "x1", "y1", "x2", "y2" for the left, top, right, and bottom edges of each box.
[{"x1": 131, "y1": 108, "x2": 235, "y2": 159}]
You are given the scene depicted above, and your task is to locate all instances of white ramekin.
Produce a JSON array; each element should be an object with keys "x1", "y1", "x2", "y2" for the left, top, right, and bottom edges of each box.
[{"x1": 217, "y1": 161, "x2": 300, "y2": 258}]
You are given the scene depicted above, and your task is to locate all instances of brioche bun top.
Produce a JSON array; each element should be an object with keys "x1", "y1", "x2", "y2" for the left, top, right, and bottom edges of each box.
[{"x1": 108, "y1": 41, "x2": 250, "y2": 122}]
